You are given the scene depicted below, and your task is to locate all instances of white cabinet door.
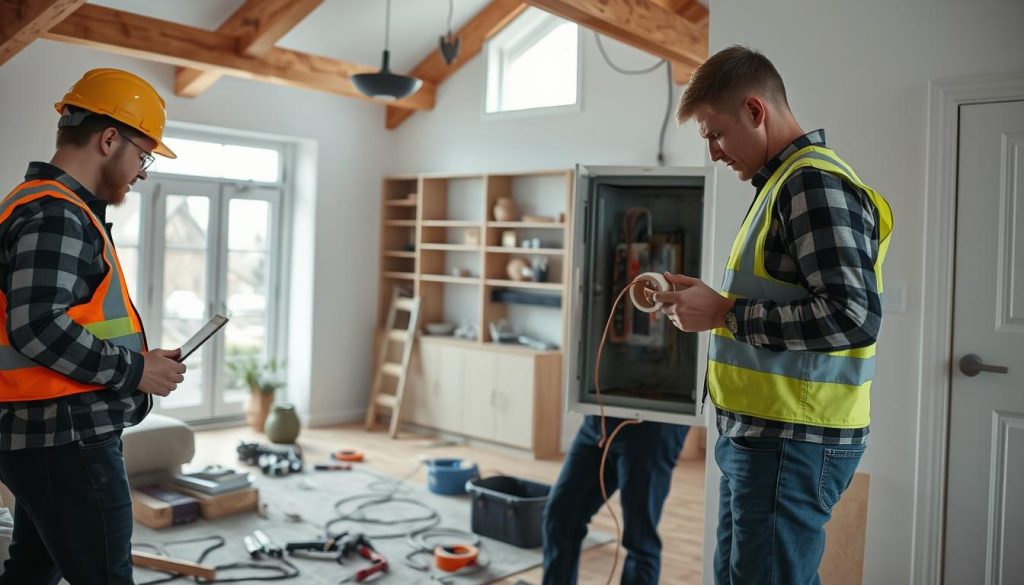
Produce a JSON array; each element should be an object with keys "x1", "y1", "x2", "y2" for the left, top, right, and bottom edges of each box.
[
  {"x1": 461, "y1": 348, "x2": 497, "y2": 439},
  {"x1": 403, "y1": 341, "x2": 434, "y2": 427},
  {"x1": 434, "y1": 344, "x2": 465, "y2": 433},
  {"x1": 494, "y1": 353, "x2": 535, "y2": 449}
]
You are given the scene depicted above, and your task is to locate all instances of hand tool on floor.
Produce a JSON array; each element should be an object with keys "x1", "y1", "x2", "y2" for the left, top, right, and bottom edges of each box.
[{"x1": 337, "y1": 533, "x2": 388, "y2": 583}]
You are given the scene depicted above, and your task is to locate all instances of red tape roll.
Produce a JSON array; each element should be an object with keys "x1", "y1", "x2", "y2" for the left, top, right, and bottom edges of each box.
[
  {"x1": 332, "y1": 449, "x2": 365, "y2": 462},
  {"x1": 434, "y1": 544, "x2": 479, "y2": 572}
]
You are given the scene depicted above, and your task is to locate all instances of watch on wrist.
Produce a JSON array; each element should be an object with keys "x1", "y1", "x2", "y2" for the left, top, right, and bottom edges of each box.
[{"x1": 724, "y1": 307, "x2": 739, "y2": 335}]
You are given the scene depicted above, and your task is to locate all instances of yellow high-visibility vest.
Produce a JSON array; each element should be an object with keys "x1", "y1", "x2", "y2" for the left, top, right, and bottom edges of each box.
[
  {"x1": 0, "y1": 179, "x2": 146, "y2": 401},
  {"x1": 708, "y1": 146, "x2": 893, "y2": 428}
]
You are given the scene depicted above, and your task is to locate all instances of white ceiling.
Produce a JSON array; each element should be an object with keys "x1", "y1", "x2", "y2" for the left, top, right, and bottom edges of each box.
[{"x1": 90, "y1": 0, "x2": 496, "y2": 73}]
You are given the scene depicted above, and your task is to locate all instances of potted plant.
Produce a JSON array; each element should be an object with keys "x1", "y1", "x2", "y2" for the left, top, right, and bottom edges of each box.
[{"x1": 229, "y1": 357, "x2": 285, "y2": 432}]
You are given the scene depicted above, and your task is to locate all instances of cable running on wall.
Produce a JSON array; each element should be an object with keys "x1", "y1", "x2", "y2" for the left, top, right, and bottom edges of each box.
[{"x1": 594, "y1": 32, "x2": 675, "y2": 166}]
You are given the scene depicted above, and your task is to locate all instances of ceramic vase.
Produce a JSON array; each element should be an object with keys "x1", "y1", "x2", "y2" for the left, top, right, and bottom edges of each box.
[
  {"x1": 264, "y1": 403, "x2": 301, "y2": 444},
  {"x1": 493, "y1": 197, "x2": 518, "y2": 221}
]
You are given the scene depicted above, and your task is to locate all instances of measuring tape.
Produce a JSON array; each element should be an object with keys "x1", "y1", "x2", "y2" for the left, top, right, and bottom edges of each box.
[{"x1": 434, "y1": 544, "x2": 479, "y2": 572}]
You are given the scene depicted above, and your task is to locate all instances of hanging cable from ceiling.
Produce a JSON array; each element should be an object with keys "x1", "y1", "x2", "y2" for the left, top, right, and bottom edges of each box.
[{"x1": 593, "y1": 32, "x2": 675, "y2": 166}]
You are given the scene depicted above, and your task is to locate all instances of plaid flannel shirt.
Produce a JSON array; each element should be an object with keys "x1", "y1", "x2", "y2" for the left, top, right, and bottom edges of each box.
[
  {"x1": 0, "y1": 162, "x2": 148, "y2": 450},
  {"x1": 716, "y1": 130, "x2": 882, "y2": 445}
]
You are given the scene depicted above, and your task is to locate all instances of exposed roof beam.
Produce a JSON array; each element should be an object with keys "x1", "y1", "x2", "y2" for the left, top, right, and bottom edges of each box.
[
  {"x1": 176, "y1": 0, "x2": 324, "y2": 98},
  {"x1": 386, "y1": 0, "x2": 527, "y2": 130},
  {"x1": 662, "y1": 0, "x2": 707, "y2": 84},
  {"x1": 43, "y1": 4, "x2": 435, "y2": 110},
  {"x1": 0, "y1": 0, "x2": 85, "y2": 66},
  {"x1": 525, "y1": 0, "x2": 706, "y2": 68}
]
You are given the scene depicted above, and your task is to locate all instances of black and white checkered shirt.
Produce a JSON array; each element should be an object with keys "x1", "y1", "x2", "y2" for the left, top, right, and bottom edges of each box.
[
  {"x1": 716, "y1": 130, "x2": 882, "y2": 445},
  {"x1": 0, "y1": 162, "x2": 148, "y2": 450}
]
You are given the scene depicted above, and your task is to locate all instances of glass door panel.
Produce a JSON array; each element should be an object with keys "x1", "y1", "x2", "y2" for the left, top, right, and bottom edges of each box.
[{"x1": 152, "y1": 180, "x2": 218, "y2": 420}]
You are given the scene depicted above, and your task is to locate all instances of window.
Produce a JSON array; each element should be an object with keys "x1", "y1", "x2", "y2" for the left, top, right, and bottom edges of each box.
[
  {"x1": 486, "y1": 7, "x2": 579, "y2": 114},
  {"x1": 107, "y1": 131, "x2": 288, "y2": 423}
]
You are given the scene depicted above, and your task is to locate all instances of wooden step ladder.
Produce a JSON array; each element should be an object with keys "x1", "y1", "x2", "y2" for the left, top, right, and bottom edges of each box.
[{"x1": 365, "y1": 288, "x2": 421, "y2": 438}]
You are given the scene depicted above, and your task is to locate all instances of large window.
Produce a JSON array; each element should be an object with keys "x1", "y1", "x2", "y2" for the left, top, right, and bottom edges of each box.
[
  {"x1": 107, "y1": 132, "x2": 288, "y2": 423},
  {"x1": 486, "y1": 7, "x2": 579, "y2": 115}
]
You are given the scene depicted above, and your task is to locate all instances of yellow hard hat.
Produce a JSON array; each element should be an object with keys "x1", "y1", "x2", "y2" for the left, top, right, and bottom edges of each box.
[{"x1": 54, "y1": 68, "x2": 176, "y2": 159}]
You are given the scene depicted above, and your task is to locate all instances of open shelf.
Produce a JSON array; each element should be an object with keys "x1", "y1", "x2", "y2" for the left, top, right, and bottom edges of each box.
[
  {"x1": 485, "y1": 279, "x2": 563, "y2": 291},
  {"x1": 488, "y1": 221, "x2": 566, "y2": 229},
  {"x1": 485, "y1": 246, "x2": 564, "y2": 255}
]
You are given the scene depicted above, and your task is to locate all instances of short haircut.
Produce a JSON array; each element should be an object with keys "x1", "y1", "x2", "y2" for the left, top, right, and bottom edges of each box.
[
  {"x1": 676, "y1": 45, "x2": 790, "y2": 124},
  {"x1": 56, "y1": 106, "x2": 143, "y2": 149}
]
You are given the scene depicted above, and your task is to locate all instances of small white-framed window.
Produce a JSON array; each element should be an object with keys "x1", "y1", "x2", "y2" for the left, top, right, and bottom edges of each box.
[{"x1": 485, "y1": 7, "x2": 579, "y2": 115}]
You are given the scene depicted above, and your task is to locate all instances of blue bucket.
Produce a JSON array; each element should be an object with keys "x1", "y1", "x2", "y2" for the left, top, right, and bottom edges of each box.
[{"x1": 426, "y1": 458, "x2": 479, "y2": 495}]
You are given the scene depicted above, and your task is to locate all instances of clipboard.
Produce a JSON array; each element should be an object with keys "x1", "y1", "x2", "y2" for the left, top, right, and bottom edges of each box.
[{"x1": 177, "y1": 315, "x2": 229, "y2": 362}]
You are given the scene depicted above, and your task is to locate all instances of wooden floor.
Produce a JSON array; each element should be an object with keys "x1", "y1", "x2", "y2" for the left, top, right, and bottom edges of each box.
[{"x1": 194, "y1": 423, "x2": 705, "y2": 585}]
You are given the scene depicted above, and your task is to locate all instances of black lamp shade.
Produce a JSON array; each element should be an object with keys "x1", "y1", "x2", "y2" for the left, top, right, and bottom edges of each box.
[{"x1": 352, "y1": 50, "x2": 422, "y2": 101}]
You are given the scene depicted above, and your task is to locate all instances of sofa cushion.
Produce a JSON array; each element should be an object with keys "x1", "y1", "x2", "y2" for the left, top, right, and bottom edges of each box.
[{"x1": 122, "y1": 413, "x2": 195, "y2": 481}]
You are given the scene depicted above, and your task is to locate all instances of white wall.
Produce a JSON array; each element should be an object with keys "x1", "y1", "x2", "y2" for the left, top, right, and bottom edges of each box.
[
  {"x1": 706, "y1": 1, "x2": 1024, "y2": 583},
  {"x1": 0, "y1": 40, "x2": 394, "y2": 427}
]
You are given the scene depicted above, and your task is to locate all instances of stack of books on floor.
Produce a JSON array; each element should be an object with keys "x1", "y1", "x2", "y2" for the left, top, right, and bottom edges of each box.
[
  {"x1": 175, "y1": 465, "x2": 255, "y2": 494},
  {"x1": 132, "y1": 465, "x2": 259, "y2": 529}
]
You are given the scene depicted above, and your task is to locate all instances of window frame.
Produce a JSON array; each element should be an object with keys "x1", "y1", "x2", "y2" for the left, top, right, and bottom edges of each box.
[
  {"x1": 483, "y1": 7, "x2": 582, "y2": 120},
  {"x1": 114, "y1": 126, "x2": 292, "y2": 423}
]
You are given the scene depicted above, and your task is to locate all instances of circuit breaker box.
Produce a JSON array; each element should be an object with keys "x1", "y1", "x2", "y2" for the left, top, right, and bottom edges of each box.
[{"x1": 564, "y1": 165, "x2": 715, "y2": 426}]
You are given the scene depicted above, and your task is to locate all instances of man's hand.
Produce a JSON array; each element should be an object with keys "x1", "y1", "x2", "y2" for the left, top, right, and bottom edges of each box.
[
  {"x1": 652, "y1": 272, "x2": 735, "y2": 332},
  {"x1": 138, "y1": 348, "x2": 186, "y2": 396}
]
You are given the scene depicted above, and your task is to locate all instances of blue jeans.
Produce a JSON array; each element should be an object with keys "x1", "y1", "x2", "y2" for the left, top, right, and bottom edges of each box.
[
  {"x1": 0, "y1": 431, "x2": 134, "y2": 585},
  {"x1": 714, "y1": 435, "x2": 865, "y2": 585},
  {"x1": 542, "y1": 416, "x2": 688, "y2": 585}
]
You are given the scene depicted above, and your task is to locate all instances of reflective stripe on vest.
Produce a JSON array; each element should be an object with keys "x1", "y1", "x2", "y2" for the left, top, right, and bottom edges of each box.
[
  {"x1": 707, "y1": 146, "x2": 894, "y2": 428},
  {"x1": 0, "y1": 179, "x2": 145, "y2": 401}
]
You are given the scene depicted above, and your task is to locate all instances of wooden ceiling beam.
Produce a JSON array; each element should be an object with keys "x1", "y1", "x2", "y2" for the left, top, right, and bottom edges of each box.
[
  {"x1": 385, "y1": 0, "x2": 527, "y2": 130},
  {"x1": 176, "y1": 0, "x2": 324, "y2": 98},
  {"x1": 0, "y1": 0, "x2": 85, "y2": 66},
  {"x1": 43, "y1": 4, "x2": 435, "y2": 111},
  {"x1": 525, "y1": 0, "x2": 707, "y2": 69}
]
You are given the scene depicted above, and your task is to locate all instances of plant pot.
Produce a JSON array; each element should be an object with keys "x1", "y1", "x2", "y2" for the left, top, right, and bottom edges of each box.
[
  {"x1": 245, "y1": 391, "x2": 275, "y2": 432},
  {"x1": 264, "y1": 403, "x2": 301, "y2": 444}
]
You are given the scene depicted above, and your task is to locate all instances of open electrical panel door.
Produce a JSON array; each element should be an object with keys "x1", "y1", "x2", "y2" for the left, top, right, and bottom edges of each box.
[{"x1": 565, "y1": 165, "x2": 715, "y2": 426}]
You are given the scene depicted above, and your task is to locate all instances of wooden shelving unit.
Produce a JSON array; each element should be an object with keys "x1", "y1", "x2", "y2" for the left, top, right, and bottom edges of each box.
[{"x1": 376, "y1": 169, "x2": 573, "y2": 458}]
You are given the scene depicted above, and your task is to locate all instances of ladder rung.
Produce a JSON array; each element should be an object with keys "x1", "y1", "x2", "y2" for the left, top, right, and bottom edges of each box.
[
  {"x1": 387, "y1": 330, "x2": 411, "y2": 342},
  {"x1": 394, "y1": 297, "x2": 417, "y2": 312},
  {"x1": 374, "y1": 394, "x2": 398, "y2": 408},
  {"x1": 381, "y1": 363, "x2": 403, "y2": 377}
]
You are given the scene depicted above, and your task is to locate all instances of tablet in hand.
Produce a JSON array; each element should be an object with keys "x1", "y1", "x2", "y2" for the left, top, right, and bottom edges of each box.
[{"x1": 177, "y1": 315, "x2": 229, "y2": 362}]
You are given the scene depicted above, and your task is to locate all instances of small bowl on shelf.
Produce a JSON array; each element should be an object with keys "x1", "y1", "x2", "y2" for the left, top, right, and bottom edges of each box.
[{"x1": 424, "y1": 322, "x2": 456, "y2": 336}]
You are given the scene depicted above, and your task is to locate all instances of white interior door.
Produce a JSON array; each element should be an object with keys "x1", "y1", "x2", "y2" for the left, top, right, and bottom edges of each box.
[{"x1": 945, "y1": 99, "x2": 1024, "y2": 584}]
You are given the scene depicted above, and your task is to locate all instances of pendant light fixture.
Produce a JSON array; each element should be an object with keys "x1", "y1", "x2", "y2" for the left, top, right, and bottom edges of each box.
[
  {"x1": 352, "y1": 0, "x2": 422, "y2": 101},
  {"x1": 439, "y1": 0, "x2": 460, "y2": 65}
]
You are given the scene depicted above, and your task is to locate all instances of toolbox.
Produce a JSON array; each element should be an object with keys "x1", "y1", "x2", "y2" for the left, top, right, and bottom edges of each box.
[{"x1": 465, "y1": 475, "x2": 550, "y2": 548}]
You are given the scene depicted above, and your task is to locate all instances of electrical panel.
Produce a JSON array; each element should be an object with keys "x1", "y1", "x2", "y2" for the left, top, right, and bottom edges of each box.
[{"x1": 564, "y1": 165, "x2": 715, "y2": 426}]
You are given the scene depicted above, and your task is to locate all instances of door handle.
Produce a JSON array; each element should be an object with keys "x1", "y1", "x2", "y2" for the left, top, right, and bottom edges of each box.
[{"x1": 959, "y1": 354, "x2": 1009, "y2": 377}]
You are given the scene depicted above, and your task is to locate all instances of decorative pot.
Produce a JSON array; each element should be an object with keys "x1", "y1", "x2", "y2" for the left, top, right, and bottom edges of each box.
[
  {"x1": 492, "y1": 197, "x2": 518, "y2": 222},
  {"x1": 245, "y1": 392, "x2": 275, "y2": 432},
  {"x1": 264, "y1": 403, "x2": 301, "y2": 444}
]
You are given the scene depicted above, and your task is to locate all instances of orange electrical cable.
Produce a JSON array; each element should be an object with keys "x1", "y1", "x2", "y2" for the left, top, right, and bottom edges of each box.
[{"x1": 592, "y1": 276, "x2": 655, "y2": 585}]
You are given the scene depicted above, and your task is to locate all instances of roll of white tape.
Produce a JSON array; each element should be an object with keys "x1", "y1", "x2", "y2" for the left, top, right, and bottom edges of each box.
[{"x1": 628, "y1": 272, "x2": 671, "y2": 313}]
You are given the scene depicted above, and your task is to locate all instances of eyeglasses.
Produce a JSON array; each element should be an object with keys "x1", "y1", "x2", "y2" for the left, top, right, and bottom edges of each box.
[{"x1": 121, "y1": 133, "x2": 155, "y2": 172}]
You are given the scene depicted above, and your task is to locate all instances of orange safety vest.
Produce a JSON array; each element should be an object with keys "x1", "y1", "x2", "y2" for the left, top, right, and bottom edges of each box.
[{"x1": 0, "y1": 179, "x2": 146, "y2": 401}]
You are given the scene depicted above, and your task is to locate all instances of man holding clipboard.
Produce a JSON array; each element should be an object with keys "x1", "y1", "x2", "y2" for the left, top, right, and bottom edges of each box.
[{"x1": 0, "y1": 69, "x2": 192, "y2": 584}]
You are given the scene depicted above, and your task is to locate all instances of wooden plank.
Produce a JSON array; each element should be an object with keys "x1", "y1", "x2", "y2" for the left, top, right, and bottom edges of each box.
[
  {"x1": 131, "y1": 550, "x2": 216, "y2": 580},
  {"x1": 176, "y1": 0, "x2": 324, "y2": 98},
  {"x1": 525, "y1": 0, "x2": 706, "y2": 67},
  {"x1": 0, "y1": 0, "x2": 85, "y2": 66},
  {"x1": 43, "y1": 4, "x2": 434, "y2": 111},
  {"x1": 385, "y1": 0, "x2": 527, "y2": 129}
]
